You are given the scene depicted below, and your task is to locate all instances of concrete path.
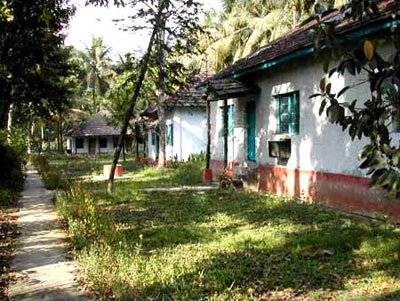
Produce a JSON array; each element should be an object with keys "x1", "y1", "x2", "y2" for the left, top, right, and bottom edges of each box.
[
  {"x1": 141, "y1": 185, "x2": 218, "y2": 193},
  {"x1": 9, "y1": 167, "x2": 90, "y2": 301}
]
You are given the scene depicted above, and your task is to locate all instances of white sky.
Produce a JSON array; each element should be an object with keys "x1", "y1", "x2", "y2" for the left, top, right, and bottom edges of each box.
[{"x1": 65, "y1": 0, "x2": 222, "y2": 58}]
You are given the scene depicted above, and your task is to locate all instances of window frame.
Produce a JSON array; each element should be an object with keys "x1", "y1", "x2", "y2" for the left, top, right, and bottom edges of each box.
[
  {"x1": 275, "y1": 91, "x2": 300, "y2": 135},
  {"x1": 166, "y1": 124, "x2": 174, "y2": 146}
]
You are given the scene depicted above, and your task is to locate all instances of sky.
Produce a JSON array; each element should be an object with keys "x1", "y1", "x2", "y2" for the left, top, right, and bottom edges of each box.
[{"x1": 65, "y1": 0, "x2": 222, "y2": 58}]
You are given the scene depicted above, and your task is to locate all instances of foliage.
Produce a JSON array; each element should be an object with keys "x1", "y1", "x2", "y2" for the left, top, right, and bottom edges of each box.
[
  {"x1": 78, "y1": 37, "x2": 114, "y2": 114},
  {"x1": 311, "y1": 0, "x2": 400, "y2": 195},
  {"x1": 169, "y1": 160, "x2": 204, "y2": 186},
  {"x1": 50, "y1": 155, "x2": 400, "y2": 299},
  {"x1": 0, "y1": 129, "x2": 26, "y2": 195},
  {"x1": 192, "y1": 0, "x2": 346, "y2": 71},
  {"x1": 0, "y1": 0, "x2": 75, "y2": 128},
  {"x1": 219, "y1": 169, "x2": 233, "y2": 188},
  {"x1": 31, "y1": 155, "x2": 68, "y2": 190},
  {"x1": 56, "y1": 182, "x2": 116, "y2": 250}
]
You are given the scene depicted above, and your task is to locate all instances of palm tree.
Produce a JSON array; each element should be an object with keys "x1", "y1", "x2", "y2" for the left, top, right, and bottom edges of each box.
[
  {"x1": 196, "y1": 0, "x2": 343, "y2": 72},
  {"x1": 80, "y1": 37, "x2": 114, "y2": 113}
]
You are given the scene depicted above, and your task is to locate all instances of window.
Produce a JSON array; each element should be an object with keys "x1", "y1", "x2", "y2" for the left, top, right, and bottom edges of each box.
[
  {"x1": 99, "y1": 137, "x2": 108, "y2": 148},
  {"x1": 166, "y1": 124, "x2": 174, "y2": 146},
  {"x1": 76, "y1": 138, "x2": 84, "y2": 149},
  {"x1": 151, "y1": 131, "x2": 157, "y2": 146},
  {"x1": 276, "y1": 91, "x2": 300, "y2": 134},
  {"x1": 220, "y1": 104, "x2": 235, "y2": 136}
]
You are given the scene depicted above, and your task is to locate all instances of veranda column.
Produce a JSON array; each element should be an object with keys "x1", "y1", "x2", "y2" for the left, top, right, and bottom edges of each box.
[{"x1": 223, "y1": 98, "x2": 228, "y2": 169}]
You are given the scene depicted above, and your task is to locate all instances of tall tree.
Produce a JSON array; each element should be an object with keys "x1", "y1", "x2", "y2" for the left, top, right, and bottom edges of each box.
[
  {"x1": 0, "y1": 0, "x2": 74, "y2": 129},
  {"x1": 80, "y1": 37, "x2": 114, "y2": 113},
  {"x1": 195, "y1": 0, "x2": 340, "y2": 71},
  {"x1": 88, "y1": 0, "x2": 201, "y2": 192}
]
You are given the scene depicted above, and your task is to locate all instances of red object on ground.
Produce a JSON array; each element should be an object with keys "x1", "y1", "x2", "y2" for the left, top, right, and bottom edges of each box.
[
  {"x1": 103, "y1": 164, "x2": 124, "y2": 177},
  {"x1": 202, "y1": 168, "x2": 213, "y2": 183}
]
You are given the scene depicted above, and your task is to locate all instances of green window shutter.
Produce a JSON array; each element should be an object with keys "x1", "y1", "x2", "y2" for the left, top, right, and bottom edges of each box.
[
  {"x1": 276, "y1": 97, "x2": 281, "y2": 134},
  {"x1": 276, "y1": 92, "x2": 300, "y2": 134},
  {"x1": 293, "y1": 92, "x2": 300, "y2": 134},
  {"x1": 166, "y1": 124, "x2": 173, "y2": 146},
  {"x1": 228, "y1": 105, "x2": 235, "y2": 136}
]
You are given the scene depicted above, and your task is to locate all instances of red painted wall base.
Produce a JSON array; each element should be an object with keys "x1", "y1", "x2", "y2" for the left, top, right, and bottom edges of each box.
[{"x1": 210, "y1": 160, "x2": 400, "y2": 222}]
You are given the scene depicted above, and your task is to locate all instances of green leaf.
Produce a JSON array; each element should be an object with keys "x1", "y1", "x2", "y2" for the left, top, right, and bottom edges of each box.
[
  {"x1": 326, "y1": 83, "x2": 332, "y2": 95},
  {"x1": 319, "y1": 100, "x2": 327, "y2": 115},
  {"x1": 337, "y1": 86, "x2": 350, "y2": 98},
  {"x1": 319, "y1": 78, "x2": 326, "y2": 92}
]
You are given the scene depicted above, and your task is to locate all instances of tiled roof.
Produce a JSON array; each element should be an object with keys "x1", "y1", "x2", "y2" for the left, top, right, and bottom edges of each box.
[
  {"x1": 68, "y1": 115, "x2": 121, "y2": 137},
  {"x1": 163, "y1": 73, "x2": 213, "y2": 107},
  {"x1": 205, "y1": 78, "x2": 260, "y2": 99},
  {"x1": 216, "y1": 0, "x2": 398, "y2": 79}
]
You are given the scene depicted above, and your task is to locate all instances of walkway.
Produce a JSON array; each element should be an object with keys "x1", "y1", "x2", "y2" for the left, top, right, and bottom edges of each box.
[{"x1": 8, "y1": 167, "x2": 90, "y2": 301}]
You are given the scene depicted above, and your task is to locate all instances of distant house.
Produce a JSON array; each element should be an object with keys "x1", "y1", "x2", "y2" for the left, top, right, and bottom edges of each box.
[
  {"x1": 141, "y1": 74, "x2": 210, "y2": 163},
  {"x1": 67, "y1": 115, "x2": 122, "y2": 155},
  {"x1": 205, "y1": 0, "x2": 400, "y2": 220}
]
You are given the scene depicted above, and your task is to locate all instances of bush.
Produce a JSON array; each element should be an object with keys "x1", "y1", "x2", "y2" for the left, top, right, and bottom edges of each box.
[
  {"x1": 55, "y1": 182, "x2": 117, "y2": 250},
  {"x1": 0, "y1": 128, "x2": 27, "y2": 193},
  {"x1": 172, "y1": 161, "x2": 204, "y2": 186},
  {"x1": 31, "y1": 155, "x2": 68, "y2": 190}
]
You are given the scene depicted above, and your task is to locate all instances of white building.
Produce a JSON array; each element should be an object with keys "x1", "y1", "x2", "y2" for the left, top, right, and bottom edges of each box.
[
  {"x1": 144, "y1": 75, "x2": 209, "y2": 163},
  {"x1": 67, "y1": 115, "x2": 123, "y2": 155},
  {"x1": 207, "y1": 0, "x2": 400, "y2": 221}
]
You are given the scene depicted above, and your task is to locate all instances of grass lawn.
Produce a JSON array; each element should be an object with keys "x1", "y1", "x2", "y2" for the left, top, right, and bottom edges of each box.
[
  {"x1": 52, "y1": 156, "x2": 400, "y2": 300},
  {"x1": 47, "y1": 153, "x2": 143, "y2": 178}
]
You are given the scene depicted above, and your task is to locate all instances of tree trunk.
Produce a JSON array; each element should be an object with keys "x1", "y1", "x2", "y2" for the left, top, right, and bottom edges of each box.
[
  {"x1": 156, "y1": 1, "x2": 168, "y2": 169},
  {"x1": 108, "y1": 4, "x2": 165, "y2": 193}
]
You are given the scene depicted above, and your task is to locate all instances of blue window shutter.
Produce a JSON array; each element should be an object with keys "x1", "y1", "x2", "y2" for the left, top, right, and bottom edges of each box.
[
  {"x1": 277, "y1": 96, "x2": 281, "y2": 134},
  {"x1": 170, "y1": 124, "x2": 174, "y2": 146}
]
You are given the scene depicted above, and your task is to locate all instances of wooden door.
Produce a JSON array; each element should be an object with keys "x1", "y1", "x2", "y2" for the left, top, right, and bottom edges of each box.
[{"x1": 89, "y1": 137, "x2": 97, "y2": 155}]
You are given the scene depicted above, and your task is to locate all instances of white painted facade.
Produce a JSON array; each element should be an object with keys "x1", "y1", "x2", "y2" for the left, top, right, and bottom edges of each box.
[
  {"x1": 69, "y1": 136, "x2": 115, "y2": 154},
  {"x1": 210, "y1": 44, "x2": 399, "y2": 176},
  {"x1": 160, "y1": 107, "x2": 207, "y2": 161}
]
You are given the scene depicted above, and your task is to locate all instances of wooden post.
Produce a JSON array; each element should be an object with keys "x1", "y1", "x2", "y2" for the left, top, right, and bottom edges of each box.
[
  {"x1": 206, "y1": 97, "x2": 211, "y2": 169},
  {"x1": 223, "y1": 98, "x2": 228, "y2": 169}
]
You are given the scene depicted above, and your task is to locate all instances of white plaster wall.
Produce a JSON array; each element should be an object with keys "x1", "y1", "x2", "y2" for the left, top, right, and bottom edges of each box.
[
  {"x1": 73, "y1": 137, "x2": 89, "y2": 154},
  {"x1": 99, "y1": 136, "x2": 114, "y2": 153},
  {"x1": 165, "y1": 107, "x2": 207, "y2": 161},
  {"x1": 211, "y1": 43, "x2": 397, "y2": 176}
]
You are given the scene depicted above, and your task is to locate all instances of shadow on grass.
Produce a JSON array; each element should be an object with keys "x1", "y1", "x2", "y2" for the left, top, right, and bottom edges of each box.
[
  {"x1": 70, "y1": 184, "x2": 400, "y2": 299},
  {"x1": 129, "y1": 224, "x2": 400, "y2": 300}
]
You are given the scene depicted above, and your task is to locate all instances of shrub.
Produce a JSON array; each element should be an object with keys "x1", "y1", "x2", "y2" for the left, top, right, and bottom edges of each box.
[
  {"x1": 55, "y1": 182, "x2": 117, "y2": 249},
  {"x1": 172, "y1": 161, "x2": 204, "y2": 186},
  {"x1": 0, "y1": 132, "x2": 25, "y2": 191},
  {"x1": 31, "y1": 155, "x2": 68, "y2": 190}
]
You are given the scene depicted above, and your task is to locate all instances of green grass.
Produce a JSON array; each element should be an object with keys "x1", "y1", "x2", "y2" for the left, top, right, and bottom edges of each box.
[
  {"x1": 52, "y1": 157, "x2": 400, "y2": 300},
  {"x1": 47, "y1": 153, "x2": 144, "y2": 178}
]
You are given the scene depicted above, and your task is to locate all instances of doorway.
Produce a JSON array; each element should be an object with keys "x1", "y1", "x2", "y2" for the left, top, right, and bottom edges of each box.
[{"x1": 246, "y1": 102, "x2": 256, "y2": 161}]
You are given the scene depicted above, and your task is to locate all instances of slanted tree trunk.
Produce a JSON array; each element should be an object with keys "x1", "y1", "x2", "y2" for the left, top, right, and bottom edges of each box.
[
  {"x1": 108, "y1": 4, "x2": 165, "y2": 193},
  {"x1": 156, "y1": 1, "x2": 168, "y2": 168}
]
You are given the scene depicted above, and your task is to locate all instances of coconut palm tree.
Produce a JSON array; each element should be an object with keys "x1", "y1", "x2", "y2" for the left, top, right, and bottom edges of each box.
[
  {"x1": 196, "y1": 0, "x2": 344, "y2": 72},
  {"x1": 80, "y1": 37, "x2": 114, "y2": 113}
]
